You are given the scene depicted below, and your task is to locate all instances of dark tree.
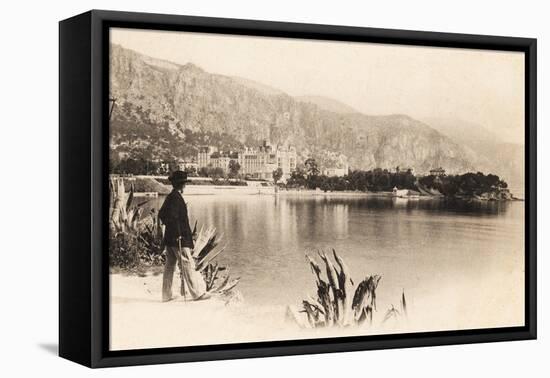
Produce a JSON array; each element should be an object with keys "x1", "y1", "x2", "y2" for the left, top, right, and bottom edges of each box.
[
  {"x1": 272, "y1": 168, "x2": 283, "y2": 184},
  {"x1": 228, "y1": 159, "x2": 241, "y2": 178},
  {"x1": 304, "y1": 158, "x2": 320, "y2": 178},
  {"x1": 210, "y1": 167, "x2": 225, "y2": 180},
  {"x1": 198, "y1": 167, "x2": 210, "y2": 178},
  {"x1": 287, "y1": 167, "x2": 307, "y2": 188}
]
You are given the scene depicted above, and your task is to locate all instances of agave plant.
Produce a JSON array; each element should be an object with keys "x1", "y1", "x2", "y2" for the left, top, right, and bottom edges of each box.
[
  {"x1": 293, "y1": 249, "x2": 381, "y2": 327},
  {"x1": 109, "y1": 177, "x2": 161, "y2": 269},
  {"x1": 177, "y1": 225, "x2": 240, "y2": 300},
  {"x1": 137, "y1": 210, "x2": 165, "y2": 266},
  {"x1": 110, "y1": 178, "x2": 147, "y2": 233},
  {"x1": 288, "y1": 249, "x2": 407, "y2": 329},
  {"x1": 381, "y1": 290, "x2": 408, "y2": 324}
]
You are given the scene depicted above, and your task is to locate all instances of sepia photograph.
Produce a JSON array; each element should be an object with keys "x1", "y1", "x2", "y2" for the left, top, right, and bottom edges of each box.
[{"x1": 107, "y1": 27, "x2": 526, "y2": 351}]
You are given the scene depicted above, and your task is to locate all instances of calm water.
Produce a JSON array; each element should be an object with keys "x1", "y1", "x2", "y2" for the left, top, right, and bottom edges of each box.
[{"x1": 145, "y1": 194, "x2": 525, "y2": 325}]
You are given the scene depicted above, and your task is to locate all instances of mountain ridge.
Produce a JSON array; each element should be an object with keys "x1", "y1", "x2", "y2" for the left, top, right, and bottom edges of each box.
[
  {"x1": 109, "y1": 44, "x2": 517, "y2": 180},
  {"x1": 295, "y1": 95, "x2": 359, "y2": 114}
]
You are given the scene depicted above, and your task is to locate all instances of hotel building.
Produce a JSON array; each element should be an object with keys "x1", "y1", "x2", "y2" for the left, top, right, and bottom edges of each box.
[{"x1": 197, "y1": 141, "x2": 297, "y2": 182}]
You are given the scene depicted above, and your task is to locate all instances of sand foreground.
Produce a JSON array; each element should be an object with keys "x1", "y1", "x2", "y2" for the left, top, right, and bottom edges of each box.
[
  {"x1": 109, "y1": 271, "x2": 402, "y2": 351},
  {"x1": 110, "y1": 267, "x2": 524, "y2": 351}
]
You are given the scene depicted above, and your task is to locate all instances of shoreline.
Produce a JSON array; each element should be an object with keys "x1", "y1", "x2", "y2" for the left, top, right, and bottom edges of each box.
[
  {"x1": 112, "y1": 175, "x2": 522, "y2": 201},
  {"x1": 181, "y1": 187, "x2": 522, "y2": 201}
]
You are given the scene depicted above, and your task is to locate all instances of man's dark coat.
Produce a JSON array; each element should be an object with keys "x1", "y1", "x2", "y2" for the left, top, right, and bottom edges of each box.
[{"x1": 158, "y1": 189, "x2": 194, "y2": 249}]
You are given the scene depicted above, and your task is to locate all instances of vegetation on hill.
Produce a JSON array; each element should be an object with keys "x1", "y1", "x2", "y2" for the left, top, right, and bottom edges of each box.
[
  {"x1": 110, "y1": 101, "x2": 244, "y2": 165},
  {"x1": 110, "y1": 44, "x2": 479, "y2": 176}
]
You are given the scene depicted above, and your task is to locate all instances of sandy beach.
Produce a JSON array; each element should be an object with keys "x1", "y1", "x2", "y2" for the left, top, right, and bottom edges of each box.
[
  {"x1": 110, "y1": 270, "x2": 415, "y2": 351},
  {"x1": 110, "y1": 260, "x2": 524, "y2": 351}
]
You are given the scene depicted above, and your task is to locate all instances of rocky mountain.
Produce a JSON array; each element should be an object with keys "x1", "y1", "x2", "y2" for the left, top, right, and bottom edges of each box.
[
  {"x1": 230, "y1": 77, "x2": 285, "y2": 97},
  {"x1": 110, "y1": 44, "x2": 489, "y2": 175}
]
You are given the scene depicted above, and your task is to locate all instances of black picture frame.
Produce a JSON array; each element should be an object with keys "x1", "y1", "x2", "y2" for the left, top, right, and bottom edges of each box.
[{"x1": 59, "y1": 9, "x2": 537, "y2": 368}]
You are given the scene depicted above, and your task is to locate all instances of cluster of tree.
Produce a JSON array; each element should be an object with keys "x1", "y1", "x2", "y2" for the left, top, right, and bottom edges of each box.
[
  {"x1": 197, "y1": 160, "x2": 241, "y2": 179},
  {"x1": 111, "y1": 156, "x2": 202, "y2": 176},
  {"x1": 286, "y1": 160, "x2": 416, "y2": 192},
  {"x1": 345, "y1": 168, "x2": 416, "y2": 192},
  {"x1": 197, "y1": 166, "x2": 226, "y2": 179},
  {"x1": 284, "y1": 158, "x2": 507, "y2": 196},
  {"x1": 111, "y1": 157, "x2": 170, "y2": 175},
  {"x1": 418, "y1": 172, "x2": 508, "y2": 197},
  {"x1": 112, "y1": 157, "x2": 245, "y2": 182}
]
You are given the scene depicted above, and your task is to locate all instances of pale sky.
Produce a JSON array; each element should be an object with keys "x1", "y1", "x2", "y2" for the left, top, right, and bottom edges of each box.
[{"x1": 111, "y1": 28, "x2": 525, "y2": 144}]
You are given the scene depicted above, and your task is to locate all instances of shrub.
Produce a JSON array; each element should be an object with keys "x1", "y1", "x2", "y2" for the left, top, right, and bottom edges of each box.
[
  {"x1": 287, "y1": 249, "x2": 407, "y2": 328},
  {"x1": 109, "y1": 178, "x2": 164, "y2": 270}
]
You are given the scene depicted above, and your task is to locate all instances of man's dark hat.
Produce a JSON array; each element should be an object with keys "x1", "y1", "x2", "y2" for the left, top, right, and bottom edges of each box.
[{"x1": 168, "y1": 170, "x2": 190, "y2": 184}]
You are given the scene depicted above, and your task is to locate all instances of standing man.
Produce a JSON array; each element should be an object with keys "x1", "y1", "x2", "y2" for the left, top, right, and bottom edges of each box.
[{"x1": 158, "y1": 170, "x2": 195, "y2": 302}]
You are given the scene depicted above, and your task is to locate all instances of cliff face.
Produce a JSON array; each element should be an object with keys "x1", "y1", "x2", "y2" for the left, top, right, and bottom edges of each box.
[{"x1": 110, "y1": 44, "x2": 478, "y2": 174}]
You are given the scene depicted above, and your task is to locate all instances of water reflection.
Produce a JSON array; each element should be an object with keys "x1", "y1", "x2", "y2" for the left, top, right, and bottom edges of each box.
[{"x1": 275, "y1": 196, "x2": 514, "y2": 215}]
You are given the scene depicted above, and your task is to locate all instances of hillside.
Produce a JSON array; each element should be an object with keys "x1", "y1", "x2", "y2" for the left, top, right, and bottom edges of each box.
[{"x1": 110, "y1": 44, "x2": 484, "y2": 175}]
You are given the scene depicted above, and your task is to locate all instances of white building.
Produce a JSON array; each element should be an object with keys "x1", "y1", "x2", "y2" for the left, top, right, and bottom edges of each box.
[
  {"x1": 323, "y1": 166, "x2": 349, "y2": 177},
  {"x1": 197, "y1": 146, "x2": 217, "y2": 168},
  {"x1": 198, "y1": 140, "x2": 297, "y2": 181}
]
